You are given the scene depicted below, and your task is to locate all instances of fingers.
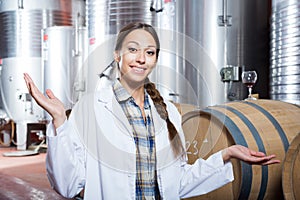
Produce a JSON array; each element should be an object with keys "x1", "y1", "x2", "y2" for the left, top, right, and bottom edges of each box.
[
  {"x1": 23, "y1": 73, "x2": 35, "y2": 86},
  {"x1": 23, "y1": 73, "x2": 38, "y2": 95},
  {"x1": 24, "y1": 73, "x2": 32, "y2": 81},
  {"x1": 27, "y1": 79, "x2": 41, "y2": 97},
  {"x1": 253, "y1": 158, "x2": 281, "y2": 165},
  {"x1": 46, "y1": 89, "x2": 56, "y2": 99},
  {"x1": 23, "y1": 73, "x2": 47, "y2": 106},
  {"x1": 261, "y1": 154, "x2": 281, "y2": 165},
  {"x1": 250, "y1": 150, "x2": 266, "y2": 157},
  {"x1": 247, "y1": 154, "x2": 281, "y2": 165},
  {"x1": 262, "y1": 159, "x2": 281, "y2": 165},
  {"x1": 24, "y1": 73, "x2": 32, "y2": 91}
]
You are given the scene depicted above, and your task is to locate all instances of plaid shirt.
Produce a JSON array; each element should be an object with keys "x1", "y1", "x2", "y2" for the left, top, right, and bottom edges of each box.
[{"x1": 113, "y1": 80, "x2": 160, "y2": 200}]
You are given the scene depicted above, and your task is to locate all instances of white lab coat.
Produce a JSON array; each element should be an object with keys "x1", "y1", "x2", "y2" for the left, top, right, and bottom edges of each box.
[{"x1": 45, "y1": 85, "x2": 234, "y2": 199}]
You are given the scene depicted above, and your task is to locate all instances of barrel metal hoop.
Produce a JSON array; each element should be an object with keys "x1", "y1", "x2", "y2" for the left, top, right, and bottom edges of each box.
[
  {"x1": 217, "y1": 105, "x2": 268, "y2": 200},
  {"x1": 202, "y1": 108, "x2": 252, "y2": 200},
  {"x1": 243, "y1": 101, "x2": 289, "y2": 151}
]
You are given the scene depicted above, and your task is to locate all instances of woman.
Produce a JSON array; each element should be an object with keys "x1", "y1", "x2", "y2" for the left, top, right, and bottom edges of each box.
[{"x1": 24, "y1": 22, "x2": 280, "y2": 199}]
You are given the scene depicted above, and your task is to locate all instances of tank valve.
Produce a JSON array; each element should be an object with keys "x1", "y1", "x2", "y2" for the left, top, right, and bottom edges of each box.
[
  {"x1": 220, "y1": 65, "x2": 240, "y2": 82},
  {"x1": 18, "y1": 0, "x2": 24, "y2": 9},
  {"x1": 150, "y1": 0, "x2": 164, "y2": 13}
]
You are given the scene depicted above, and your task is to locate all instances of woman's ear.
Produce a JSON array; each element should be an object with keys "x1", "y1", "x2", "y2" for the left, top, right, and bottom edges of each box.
[{"x1": 114, "y1": 51, "x2": 120, "y2": 62}]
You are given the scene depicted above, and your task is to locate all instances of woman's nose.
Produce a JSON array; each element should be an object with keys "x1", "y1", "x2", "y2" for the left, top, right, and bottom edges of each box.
[{"x1": 136, "y1": 51, "x2": 146, "y2": 64}]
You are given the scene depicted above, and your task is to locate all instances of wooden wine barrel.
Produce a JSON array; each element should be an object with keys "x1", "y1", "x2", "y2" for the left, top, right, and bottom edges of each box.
[
  {"x1": 181, "y1": 100, "x2": 300, "y2": 200},
  {"x1": 282, "y1": 132, "x2": 300, "y2": 200},
  {"x1": 172, "y1": 102, "x2": 197, "y2": 116}
]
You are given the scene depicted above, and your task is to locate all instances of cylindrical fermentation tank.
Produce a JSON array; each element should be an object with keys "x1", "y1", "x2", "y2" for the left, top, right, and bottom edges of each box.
[
  {"x1": 159, "y1": 0, "x2": 271, "y2": 107},
  {"x1": 270, "y1": 0, "x2": 300, "y2": 105},
  {"x1": 42, "y1": 26, "x2": 87, "y2": 120},
  {"x1": 0, "y1": 0, "x2": 85, "y2": 122},
  {"x1": 149, "y1": 0, "x2": 184, "y2": 103}
]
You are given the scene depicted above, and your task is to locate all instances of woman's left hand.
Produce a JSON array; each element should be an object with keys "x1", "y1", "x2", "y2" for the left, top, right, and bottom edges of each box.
[{"x1": 222, "y1": 145, "x2": 281, "y2": 165}]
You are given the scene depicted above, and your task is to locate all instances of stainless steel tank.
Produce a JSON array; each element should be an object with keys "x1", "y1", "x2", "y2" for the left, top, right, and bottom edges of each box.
[
  {"x1": 149, "y1": 0, "x2": 190, "y2": 104},
  {"x1": 270, "y1": 0, "x2": 300, "y2": 105},
  {"x1": 42, "y1": 26, "x2": 87, "y2": 120},
  {"x1": 0, "y1": 0, "x2": 85, "y2": 122},
  {"x1": 154, "y1": 0, "x2": 271, "y2": 107},
  {"x1": 151, "y1": 0, "x2": 214, "y2": 106},
  {"x1": 86, "y1": 0, "x2": 156, "y2": 92},
  {"x1": 154, "y1": 0, "x2": 270, "y2": 107}
]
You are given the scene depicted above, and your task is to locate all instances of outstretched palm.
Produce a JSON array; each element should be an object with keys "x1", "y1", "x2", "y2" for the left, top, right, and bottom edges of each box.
[
  {"x1": 223, "y1": 145, "x2": 280, "y2": 165},
  {"x1": 24, "y1": 73, "x2": 66, "y2": 128}
]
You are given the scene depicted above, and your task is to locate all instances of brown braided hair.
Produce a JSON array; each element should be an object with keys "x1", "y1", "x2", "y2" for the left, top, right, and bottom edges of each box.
[
  {"x1": 115, "y1": 22, "x2": 184, "y2": 157},
  {"x1": 144, "y1": 79, "x2": 184, "y2": 157}
]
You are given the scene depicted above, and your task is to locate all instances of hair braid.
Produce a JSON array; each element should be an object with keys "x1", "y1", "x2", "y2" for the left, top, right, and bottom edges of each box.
[{"x1": 145, "y1": 79, "x2": 184, "y2": 157}]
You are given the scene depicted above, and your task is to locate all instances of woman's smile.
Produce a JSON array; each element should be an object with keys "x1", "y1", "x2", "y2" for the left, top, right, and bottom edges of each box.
[{"x1": 130, "y1": 65, "x2": 147, "y2": 74}]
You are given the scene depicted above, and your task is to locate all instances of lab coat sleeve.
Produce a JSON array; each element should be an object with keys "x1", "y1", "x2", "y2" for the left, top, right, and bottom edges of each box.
[
  {"x1": 166, "y1": 102, "x2": 234, "y2": 198},
  {"x1": 46, "y1": 118, "x2": 86, "y2": 198},
  {"x1": 179, "y1": 151, "x2": 234, "y2": 198}
]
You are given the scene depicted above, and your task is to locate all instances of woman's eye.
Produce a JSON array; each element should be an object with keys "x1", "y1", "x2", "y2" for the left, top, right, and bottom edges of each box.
[
  {"x1": 147, "y1": 51, "x2": 155, "y2": 56},
  {"x1": 128, "y1": 47, "x2": 137, "y2": 53}
]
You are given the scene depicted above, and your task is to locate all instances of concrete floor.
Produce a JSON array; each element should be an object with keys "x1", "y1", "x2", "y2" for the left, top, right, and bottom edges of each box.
[{"x1": 0, "y1": 147, "x2": 70, "y2": 200}]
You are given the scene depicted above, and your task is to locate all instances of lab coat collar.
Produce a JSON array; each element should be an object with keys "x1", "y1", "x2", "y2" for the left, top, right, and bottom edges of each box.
[{"x1": 95, "y1": 84, "x2": 164, "y2": 137}]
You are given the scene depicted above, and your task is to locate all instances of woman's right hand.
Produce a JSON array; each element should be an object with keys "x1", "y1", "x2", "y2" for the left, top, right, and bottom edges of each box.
[{"x1": 24, "y1": 73, "x2": 66, "y2": 128}]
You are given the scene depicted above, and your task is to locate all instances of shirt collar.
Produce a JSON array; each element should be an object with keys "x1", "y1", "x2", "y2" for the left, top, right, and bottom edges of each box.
[
  {"x1": 113, "y1": 79, "x2": 151, "y2": 109},
  {"x1": 113, "y1": 79, "x2": 132, "y2": 102}
]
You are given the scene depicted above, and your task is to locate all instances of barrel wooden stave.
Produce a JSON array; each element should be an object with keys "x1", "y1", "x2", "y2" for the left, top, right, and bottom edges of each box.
[
  {"x1": 282, "y1": 132, "x2": 300, "y2": 200},
  {"x1": 182, "y1": 100, "x2": 300, "y2": 200}
]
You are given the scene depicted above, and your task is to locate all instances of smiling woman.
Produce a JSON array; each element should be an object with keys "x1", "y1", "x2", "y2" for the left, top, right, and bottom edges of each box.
[
  {"x1": 23, "y1": 22, "x2": 280, "y2": 199},
  {"x1": 116, "y1": 29, "x2": 158, "y2": 92}
]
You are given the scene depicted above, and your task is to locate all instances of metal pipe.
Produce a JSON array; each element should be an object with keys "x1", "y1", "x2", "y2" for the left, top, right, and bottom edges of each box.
[
  {"x1": 18, "y1": 0, "x2": 24, "y2": 9},
  {"x1": 218, "y1": 0, "x2": 232, "y2": 26},
  {"x1": 223, "y1": 0, "x2": 227, "y2": 23},
  {"x1": 75, "y1": 13, "x2": 80, "y2": 56}
]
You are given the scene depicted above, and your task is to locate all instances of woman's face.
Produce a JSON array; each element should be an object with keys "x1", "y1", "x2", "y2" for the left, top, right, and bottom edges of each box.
[{"x1": 116, "y1": 29, "x2": 158, "y2": 87}]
